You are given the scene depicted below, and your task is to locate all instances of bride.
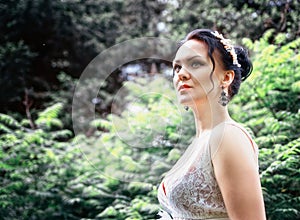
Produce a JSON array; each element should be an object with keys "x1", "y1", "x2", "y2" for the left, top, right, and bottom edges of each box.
[{"x1": 157, "y1": 29, "x2": 266, "y2": 220}]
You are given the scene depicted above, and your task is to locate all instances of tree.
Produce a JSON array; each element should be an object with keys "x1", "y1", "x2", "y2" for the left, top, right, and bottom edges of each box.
[
  {"x1": 162, "y1": 0, "x2": 299, "y2": 43},
  {"x1": 0, "y1": 0, "x2": 168, "y2": 115}
]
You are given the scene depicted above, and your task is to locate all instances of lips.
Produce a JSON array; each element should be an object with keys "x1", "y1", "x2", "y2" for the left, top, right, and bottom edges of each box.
[{"x1": 178, "y1": 84, "x2": 192, "y2": 91}]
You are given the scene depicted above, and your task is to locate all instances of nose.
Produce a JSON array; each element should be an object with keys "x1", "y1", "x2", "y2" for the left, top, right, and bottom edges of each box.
[{"x1": 177, "y1": 66, "x2": 190, "y2": 81}]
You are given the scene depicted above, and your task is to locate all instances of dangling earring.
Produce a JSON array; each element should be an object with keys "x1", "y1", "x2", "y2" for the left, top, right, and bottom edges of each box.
[
  {"x1": 184, "y1": 106, "x2": 189, "y2": 111},
  {"x1": 218, "y1": 86, "x2": 230, "y2": 106}
]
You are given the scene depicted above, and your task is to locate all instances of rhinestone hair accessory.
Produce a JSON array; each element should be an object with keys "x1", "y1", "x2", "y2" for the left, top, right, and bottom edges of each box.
[{"x1": 211, "y1": 31, "x2": 241, "y2": 67}]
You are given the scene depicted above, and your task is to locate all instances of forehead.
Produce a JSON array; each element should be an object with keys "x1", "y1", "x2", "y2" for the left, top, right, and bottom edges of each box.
[{"x1": 174, "y1": 39, "x2": 209, "y2": 62}]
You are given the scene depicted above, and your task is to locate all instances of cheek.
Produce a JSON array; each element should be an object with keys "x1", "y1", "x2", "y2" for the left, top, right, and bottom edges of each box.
[
  {"x1": 173, "y1": 75, "x2": 178, "y2": 87},
  {"x1": 193, "y1": 73, "x2": 218, "y2": 95},
  {"x1": 194, "y1": 74, "x2": 211, "y2": 89}
]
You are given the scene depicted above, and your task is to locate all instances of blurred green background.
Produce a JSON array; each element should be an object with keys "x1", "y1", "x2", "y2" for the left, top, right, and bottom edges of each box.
[{"x1": 0, "y1": 0, "x2": 299, "y2": 219}]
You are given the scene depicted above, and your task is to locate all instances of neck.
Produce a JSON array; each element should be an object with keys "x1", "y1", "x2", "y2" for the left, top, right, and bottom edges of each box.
[{"x1": 191, "y1": 99, "x2": 232, "y2": 137}]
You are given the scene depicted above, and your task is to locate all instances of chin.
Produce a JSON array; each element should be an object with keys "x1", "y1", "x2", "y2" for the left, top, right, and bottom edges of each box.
[
  {"x1": 178, "y1": 98, "x2": 193, "y2": 106},
  {"x1": 177, "y1": 96, "x2": 206, "y2": 108}
]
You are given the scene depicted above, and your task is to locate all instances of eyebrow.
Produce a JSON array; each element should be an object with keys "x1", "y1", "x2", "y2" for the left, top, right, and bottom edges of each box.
[{"x1": 173, "y1": 55, "x2": 203, "y2": 64}]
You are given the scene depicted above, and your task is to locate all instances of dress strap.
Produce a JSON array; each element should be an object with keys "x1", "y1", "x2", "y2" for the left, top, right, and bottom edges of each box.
[
  {"x1": 210, "y1": 121, "x2": 258, "y2": 161},
  {"x1": 224, "y1": 122, "x2": 257, "y2": 154}
]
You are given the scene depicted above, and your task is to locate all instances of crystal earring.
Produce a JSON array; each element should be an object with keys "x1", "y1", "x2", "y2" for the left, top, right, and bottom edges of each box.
[
  {"x1": 218, "y1": 86, "x2": 230, "y2": 106},
  {"x1": 184, "y1": 106, "x2": 189, "y2": 111}
]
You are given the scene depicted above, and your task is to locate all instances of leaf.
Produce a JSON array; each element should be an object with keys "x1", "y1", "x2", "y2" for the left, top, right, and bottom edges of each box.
[{"x1": 0, "y1": 114, "x2": 21, "y2": 129}]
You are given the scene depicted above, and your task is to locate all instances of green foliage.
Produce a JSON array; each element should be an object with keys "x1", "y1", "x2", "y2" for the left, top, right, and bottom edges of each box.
[
  {"x1": 0, "y1": 0, "x2": 168, "y2": 114},
  {"x1": 0, "y1": 113, "x2": 21, "y2": 131},
  {"x1": 1, "y1": 1, "x2": 300, "y2": 219},
  {"x1": 163, "y1": 0, "x2": 299, "y2": 43},
  {"x1": 78, "y1": 76, "x2": 195, "y2": 219},
  {"x1": 0, "y1": 104, "x2": 118, "y2": 219},
  {"x1": 0, "y1": 97, "x2": 176, "y2": 219},
  {"x1": 0, "y1": 41, "x2": 36, "y2": 108},
  {"x1": 35, "y1": 103, "x2": 64, "y2": 130},
  {"x1": 2, "y1": 55, "x2": 299, "y2": 219}
]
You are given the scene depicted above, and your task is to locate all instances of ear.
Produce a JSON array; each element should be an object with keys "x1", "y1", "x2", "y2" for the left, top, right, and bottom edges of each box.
[{"x1": 222, "y1": 70, "x2": 235, "y2": 88}]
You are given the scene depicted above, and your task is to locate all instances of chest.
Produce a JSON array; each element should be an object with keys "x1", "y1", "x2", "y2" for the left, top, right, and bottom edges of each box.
[{"x1": 157, "y1": 138, "x2": 227, "y2": 218}]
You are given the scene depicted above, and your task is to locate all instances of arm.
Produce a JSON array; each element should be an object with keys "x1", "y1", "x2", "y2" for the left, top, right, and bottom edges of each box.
[{"x1": 211, "y1": 124, "x2": 266, "y2": 220}]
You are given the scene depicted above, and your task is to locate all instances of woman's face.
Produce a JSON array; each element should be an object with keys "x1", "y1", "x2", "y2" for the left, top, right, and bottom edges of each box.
[{"x1": 173, "y1": 39, "x2": 224, "y2": 107}]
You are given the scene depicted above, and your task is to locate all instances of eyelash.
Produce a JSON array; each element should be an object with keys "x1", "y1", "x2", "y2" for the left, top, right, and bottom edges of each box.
[
  {"x1": 173, "y1": 64, "x2": 182, "y2": 77},
  {"x1": 172, "y1": 61, "x2": 203, "y2": 77},
  {"x1": 191, "y1": 61, "x2": 201, "y2": 68}
]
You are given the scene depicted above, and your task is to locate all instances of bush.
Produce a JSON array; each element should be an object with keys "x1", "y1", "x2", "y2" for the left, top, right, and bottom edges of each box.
[{"x1": 231, "y1": 31, "x2": 300, "y2": 219}]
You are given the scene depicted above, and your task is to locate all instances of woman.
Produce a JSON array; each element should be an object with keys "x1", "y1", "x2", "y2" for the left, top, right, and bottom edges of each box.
[{"x1": 157, "y1": 29, "x2": 266, "y2": 220}]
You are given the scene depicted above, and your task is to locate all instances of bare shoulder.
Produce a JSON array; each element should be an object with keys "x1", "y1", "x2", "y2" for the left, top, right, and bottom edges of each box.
[{"x1": 209, "y1": 121, "x2": 257, "y2": 166}]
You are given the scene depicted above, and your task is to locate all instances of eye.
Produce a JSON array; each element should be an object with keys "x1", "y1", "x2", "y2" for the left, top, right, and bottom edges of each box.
[
  {"x1": 172, "y1": 64, "x2": 182, "y2": 77},
  {"x1": 190, "y1": 61, "x2": 201, "y2": 68}
]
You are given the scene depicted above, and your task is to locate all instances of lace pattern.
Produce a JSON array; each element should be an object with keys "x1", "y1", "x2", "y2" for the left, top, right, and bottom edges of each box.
[
  {"x1": 157, "y1": 136, "x2": 228, "y2": 219},
  {"x1": 157, "y1": 122, "x2": 257, "y2": 219}
]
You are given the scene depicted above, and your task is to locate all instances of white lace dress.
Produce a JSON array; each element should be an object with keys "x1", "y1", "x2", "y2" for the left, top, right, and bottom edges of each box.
[{"x1": 157, "y1": 122, "x2": 258, "y2": 220}]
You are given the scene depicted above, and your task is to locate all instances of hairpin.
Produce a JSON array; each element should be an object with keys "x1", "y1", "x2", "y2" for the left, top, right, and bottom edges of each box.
[{"x1": 211, "y1": 31, "x2": 241, "y2": 67}]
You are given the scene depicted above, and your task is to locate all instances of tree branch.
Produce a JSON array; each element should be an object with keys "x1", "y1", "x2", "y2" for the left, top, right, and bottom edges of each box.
[{"x1": 23, "y1": 89, "x2": 36, "y2": 129}]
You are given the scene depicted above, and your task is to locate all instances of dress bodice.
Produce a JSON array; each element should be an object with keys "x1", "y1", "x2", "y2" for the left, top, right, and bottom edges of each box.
[{"x1": 157, "y1": 122, "x2": 258, "y2": 220}]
